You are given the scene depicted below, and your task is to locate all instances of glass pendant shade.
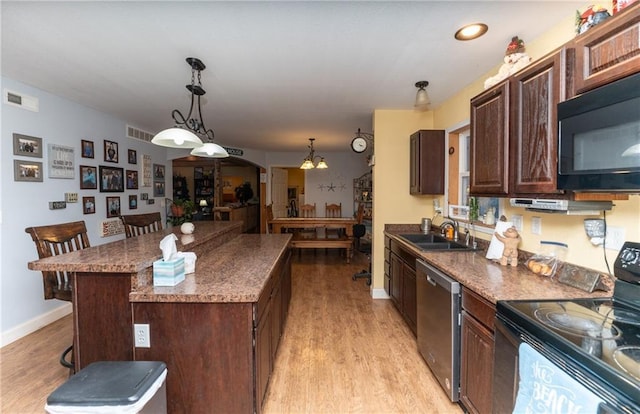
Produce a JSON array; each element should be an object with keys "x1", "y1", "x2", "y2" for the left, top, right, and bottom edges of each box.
[
  {"x1": 414, "y1": 88, "x2": 430, "y2": 109},
  {"x1": 300, "y1": 158, "x2": 315, "y2": 169},
  {"x1": 316, "y1": 158, "x2": 328, "y2": 169},
  {"x1": 190, "y1": 142, "x2": 229, "y2": 158},
  {"x1": 151, "y1": 127, "x2": 203, "y2": 149}
]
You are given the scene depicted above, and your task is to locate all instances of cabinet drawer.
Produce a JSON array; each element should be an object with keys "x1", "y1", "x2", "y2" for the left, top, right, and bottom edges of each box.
[{"x1": 462, "y1": 287, "x2": 496, "y2": 331}]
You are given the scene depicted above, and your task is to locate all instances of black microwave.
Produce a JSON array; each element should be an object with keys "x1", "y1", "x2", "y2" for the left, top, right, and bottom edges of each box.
[{"x1": 557, "y1": 72, "x2": 640, "y2": 191}]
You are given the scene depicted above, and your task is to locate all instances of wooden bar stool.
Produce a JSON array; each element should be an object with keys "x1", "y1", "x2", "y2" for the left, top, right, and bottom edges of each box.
[{"x1": 120, "y1": 212, "x2": 162, "y2": 238}]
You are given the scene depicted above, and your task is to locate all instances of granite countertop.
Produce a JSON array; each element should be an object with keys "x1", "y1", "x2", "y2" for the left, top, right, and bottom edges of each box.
[
  {"x1": 384, "y1": 227, "x2": 612, "y2": 304},
  {"x1": 28, "y1": 221, "x2": 244, "y2": 274},
  {"x1": 130, "y1": 233, "x2": 291, "y2": 303}
]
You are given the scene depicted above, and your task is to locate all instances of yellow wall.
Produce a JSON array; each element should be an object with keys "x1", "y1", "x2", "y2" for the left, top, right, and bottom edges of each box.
[{"x1": 371, "y1": 8, "x2": 640, "y2": 287}]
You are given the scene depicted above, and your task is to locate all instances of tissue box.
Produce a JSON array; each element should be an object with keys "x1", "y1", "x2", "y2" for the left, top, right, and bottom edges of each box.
[{"x1": 153, "y1": 257, "x2": 185, "y2": 286}]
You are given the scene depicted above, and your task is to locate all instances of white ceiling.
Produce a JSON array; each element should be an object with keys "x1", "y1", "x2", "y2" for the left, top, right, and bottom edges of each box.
[{"x1": 2, "y1": 1, "x2": 587, "y2": 153}]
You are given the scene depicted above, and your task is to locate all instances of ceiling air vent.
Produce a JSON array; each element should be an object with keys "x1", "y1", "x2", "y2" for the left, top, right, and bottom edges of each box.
[
  {"x1": 126, "y1": 125, "x2": 154, "y2": 143},
  {"x1": 4, "y1": 89, "x2": 39, "y2": 112}
]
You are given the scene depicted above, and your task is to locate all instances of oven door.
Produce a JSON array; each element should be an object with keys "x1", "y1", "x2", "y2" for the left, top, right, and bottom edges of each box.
[{"x1": 493, "y1": 306, "x2": 636, "y2": 414}]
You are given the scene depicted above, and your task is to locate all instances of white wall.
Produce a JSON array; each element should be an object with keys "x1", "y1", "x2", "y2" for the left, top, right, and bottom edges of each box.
[
  {"x1": 266, "y1": 151, "x2": 370, "y2": 218},
  {"x1": 1, "y1": 77, "x2": 170, "y2": 345}
]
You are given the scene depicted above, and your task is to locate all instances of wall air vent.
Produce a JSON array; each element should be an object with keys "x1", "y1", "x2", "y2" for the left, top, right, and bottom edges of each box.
[
  {"x1": 4, "y1": 89, "x2": 39, "y2": 112},
  {"x1": 126, "y1": 125, "x2": 154, "y2": 143}
]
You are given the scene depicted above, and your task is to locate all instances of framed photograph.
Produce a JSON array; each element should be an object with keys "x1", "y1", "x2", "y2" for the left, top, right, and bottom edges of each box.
[
  {"x1": 13, "y1": 133, "x2": 43, "y2": 158},
  {"x1": 81, "y1": 140, "x2": 94, "y2": 159},
  {"x1": 104, "y1": 140, "x2": 118, "y2": 163},
  {"x1": 153, "y1": 163, "x2": 165, "y2": 180},
  {"x1": 48, "y1": 144, "x2": 75, "y2": 179},
  {"x1": 80, "y1": 165, "x2": 98, "y2": 189},
  {"x1": 142, "y1": 154, "x2": 152, "y2": 187},
  {"x1": 128, "y1": 149, "x2": 137, "y2": 164},
  {"x1": 83, "y1": 196, "x2": 96, "y2": 214},
  {"x1": 99, "y1": 166, "x2": 124, "y2": 192},
  {"x1": 126, "y1": 170, "x2": 138, "y2": 189},
  {"x1": 129, "y1": 195, "x2": 138, "y2": 210},
  {"x1": 106, "y1": 196, "x2": 121, "y2": 218},
  {"x1": 153, "y1": 181, "x2": 165, "y2": 197},
  {"x1": 194, "y1": 167, "x2": 203, "y2": 179},
  {"x1": 147, "y1": 198, "x2": 155, "y2": 205},
  {"x1": 14, "y1": 160, "x2": 43, "y2": 182},
  {"x1": 140, "y1": 193, "x2": 149, "y2": 200}
]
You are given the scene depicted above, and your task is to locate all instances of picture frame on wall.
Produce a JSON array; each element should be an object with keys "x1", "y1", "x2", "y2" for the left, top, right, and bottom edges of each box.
[
  {"x1": 14, "y1": 160, "x2": 43, "y2": 182},
  {"x1": 83, "y1": 196, "x2": 96, "y2": 214},
  {"x1": 80, "y1": 165, "x2": 98, "y2": 189},
  {"x1": 81, "y1": 140, "x2": 94, "y2": 159},
  {"x1": 126, "y1": 170, "x2": 138, "y2": 189},
  {"x1": 47, "y1": 144, "x2": 75, "y2": 179},
  {"x1": 153, "y1": 181, "x2": 165, "y2": 197},
  {"x1": 129, "y1": 195, "x2": 138, "y2": 210},
  {"x1": 104, "y1": 140, "x2": 118, "y2": 163},
  {"x1": 153, "y1": 163, "x2": 165, "y2": 180},
  {"x1": 99, "y1": 166, "x2": 124, "y2": 192},
  {"x1": 106, "y1": 196, "x2": 121, "y2": 218},
  {"x1": 128, "y1": 149, "x2": 137, "y2": 164},
  {"x1": 13, "y1": 133, "x2": 43, "y2": 158}
]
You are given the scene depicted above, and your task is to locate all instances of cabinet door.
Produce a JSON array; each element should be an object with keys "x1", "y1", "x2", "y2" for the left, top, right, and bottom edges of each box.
[
  {"x1": 460, "y1": 311, "x2": 495, "y2": 414},
  {"x1": 510, "y1": 49, "x2": 565, "y2": 195},
  {"x1": 573, "y1": 4, "x2": 640, "y2": 95},
  {"x1": 470, "y1": 81, "x2": 510, "y2": 195},
  {"x1": 402, "y1": 263, "x2": 417, "y2": 336},
  {"x1": 255, "y1": 306, "x2": 272, "y2": 413},
  {"x1": 390, "y1": 253, "x2": 403, "y2": 309},
  {"x1": 410, "y1": 130, "x2": 445, "y2": 195}
]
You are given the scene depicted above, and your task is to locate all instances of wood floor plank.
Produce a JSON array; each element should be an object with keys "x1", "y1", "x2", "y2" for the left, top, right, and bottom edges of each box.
[{"x1": 1, "y1": 250, "x2": 461, "y2": 414}]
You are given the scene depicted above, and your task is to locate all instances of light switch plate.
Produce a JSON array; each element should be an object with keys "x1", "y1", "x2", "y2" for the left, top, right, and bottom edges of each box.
[
  {"x1": 531, "y1": 216, "x2": 542, "y2": 235},
  {"x1": 511, "y1": 214, "x2": 523, "y2": 232}
]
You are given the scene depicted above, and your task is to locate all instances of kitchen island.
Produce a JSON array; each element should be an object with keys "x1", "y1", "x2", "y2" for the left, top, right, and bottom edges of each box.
[{"x1": 28, "y1": 221, "x2": 292, "y2": 414}]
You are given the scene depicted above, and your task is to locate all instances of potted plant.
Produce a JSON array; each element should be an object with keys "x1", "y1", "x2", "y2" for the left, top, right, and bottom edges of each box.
[
  {"x1": 234, "y1": 182, "x2": 254, "y2": 205},
  {"x1": 168, "y1": 198, "x2": 195, "y2": 226}
]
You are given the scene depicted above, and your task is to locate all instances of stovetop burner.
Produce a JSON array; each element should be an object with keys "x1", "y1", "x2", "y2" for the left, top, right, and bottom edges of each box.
[
  {"x1": 612, "y1": 346, "x2": 640, "y2": 380},
  {"x1": 533, "y1": 305, "x2": 622, "y2": 340}
]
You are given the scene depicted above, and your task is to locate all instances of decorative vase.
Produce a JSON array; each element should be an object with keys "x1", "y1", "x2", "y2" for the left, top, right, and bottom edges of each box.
[{"x1": 180, "y1": 222, "x2": 195, "y2": 234}]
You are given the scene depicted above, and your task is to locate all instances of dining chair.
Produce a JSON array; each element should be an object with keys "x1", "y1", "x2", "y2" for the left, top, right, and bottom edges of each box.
[
  {"x1": 120, "y1": 212, "x2": 162, "y2": 238},
  {"x1": 25, "y1": 220, "x2": 91, "y2": 372},
  {"x1": 297, "y1": 203, "x2": 318, "y2": 240},
  {"x1": 325, "y1": 203, "x2": 342, "y2": 238},
  {"x1": 265, "y1": 203, "x2": 274, "y2": 233}
]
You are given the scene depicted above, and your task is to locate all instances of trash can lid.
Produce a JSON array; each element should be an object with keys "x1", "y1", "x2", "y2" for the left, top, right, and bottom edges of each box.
[{"x1": 47, "y1": 361, "x2": 167, "y2": 407}]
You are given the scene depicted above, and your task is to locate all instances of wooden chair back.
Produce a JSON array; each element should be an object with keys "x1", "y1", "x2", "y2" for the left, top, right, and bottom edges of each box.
[
  {"x1": 356, "y1": 203, "x2": 365, "y2": 224},
  {"x1": 25, "y1": 221, "x2": 90, "y2": 301},
  {"x1": 120, "y1": 212, "x2": 162, "y2": 238},
  {"x1": 325, "y1": 203, "x2": 342, "y2": 218},
  {"x1": 266, "y1": 204, "x2": 274, "y2": 233},
  {"x1": 299, "y1": 203, "x2": 316, "y2": 218}
]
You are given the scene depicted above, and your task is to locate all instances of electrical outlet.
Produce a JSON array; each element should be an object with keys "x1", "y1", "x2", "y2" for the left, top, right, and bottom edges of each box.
[
  {"x1": 134, "y1": 324, "x2": 150, "y2": 348},
  {"x1": 531, "y1": 216, "x2": 542, "y2": 235},
  {"x1": 433, "y1": 199, "x2": 442, "y2": 214},
  {"x1": 511, "y1": 214, "x2": 523, "y2": 232},
  {"x1": 604, "y1": 226, "x2": 626, "y2": 251}
]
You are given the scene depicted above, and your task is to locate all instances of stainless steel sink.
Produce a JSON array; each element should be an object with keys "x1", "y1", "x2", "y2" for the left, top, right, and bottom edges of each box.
[{"x1": 397, "y1": 233, "x2": 474, "y2": 252}]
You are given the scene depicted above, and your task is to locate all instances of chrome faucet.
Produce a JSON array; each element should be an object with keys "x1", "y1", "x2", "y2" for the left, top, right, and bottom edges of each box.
[{"x1": 440, "y1": 217, "x2": 459, "y2": 241}]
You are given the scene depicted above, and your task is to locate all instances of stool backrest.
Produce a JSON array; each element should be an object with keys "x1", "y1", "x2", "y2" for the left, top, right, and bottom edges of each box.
[
  {"x1": 25, "y1": 221, "x2": 90, "y2": 301},
  {"x1": 299, "y1": 203, "x2": 316, "y2": 218},
  {"x1": 120, "y1": 212, "x2": 162, "y2": 238},
  {"x1": 325, "y1": 203, "x2": 341, "y2": 218}
]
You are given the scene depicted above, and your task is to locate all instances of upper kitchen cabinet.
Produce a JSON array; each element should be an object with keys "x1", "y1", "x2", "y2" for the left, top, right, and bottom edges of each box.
[
  {"x1": 410, "y1": 129, "x2": 445, "y2": 195},
  {"x1": 470, "y1": 81, "x2": 510, "y2": 196},
  {"x1": 510, "y1": 48, "x2": 568, "y2": 195},
  {"x1": 572, "y1": 3, "x2": 640, "y2": 95}
]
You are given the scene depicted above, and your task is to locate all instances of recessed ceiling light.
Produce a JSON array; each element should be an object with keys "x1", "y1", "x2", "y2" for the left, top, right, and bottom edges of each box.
[{"x1": 454, "y1": 23, "x2": 488, "y2": 41}]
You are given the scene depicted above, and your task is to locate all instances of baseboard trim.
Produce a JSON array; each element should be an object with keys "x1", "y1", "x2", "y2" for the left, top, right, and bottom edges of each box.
[
  {"x1": 1, "y1": 303, "x2": 72, "y2": 348},
  {"x1": 371, "y1": 288, "x2": 390, "y2": 299}
]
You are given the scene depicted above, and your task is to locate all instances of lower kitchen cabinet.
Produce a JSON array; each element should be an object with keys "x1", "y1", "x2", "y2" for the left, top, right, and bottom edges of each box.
[
  {"x1": 388, "y1": 237, "x2": 417, "y2": 336},
  {"x1": 460, "y1": 287, "x2": 496, "y2": 414}
]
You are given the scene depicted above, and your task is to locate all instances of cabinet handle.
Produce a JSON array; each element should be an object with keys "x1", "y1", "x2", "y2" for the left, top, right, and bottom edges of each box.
[{"x1": 426, "y1": 275, "x2": 437, "y2": 286}]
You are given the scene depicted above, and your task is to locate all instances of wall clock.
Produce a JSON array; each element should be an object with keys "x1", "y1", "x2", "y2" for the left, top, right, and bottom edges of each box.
[{"x1": 351, "y1": 136, "x2": 368, "y2": 153}]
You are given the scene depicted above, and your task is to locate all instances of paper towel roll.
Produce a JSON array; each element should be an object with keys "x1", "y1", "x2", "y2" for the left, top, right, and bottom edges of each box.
[{"x1": 486, "y1": 221, "x2": 513, "y2": 260}]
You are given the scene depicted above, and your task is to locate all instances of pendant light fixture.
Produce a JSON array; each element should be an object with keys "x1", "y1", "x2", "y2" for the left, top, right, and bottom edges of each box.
[
  {"x1": 414, "y1": 80, "x2": 430, "y2": 110},
  {"x1": 152, "y1": 57, "x2": 228, "y2": 158},
  {"x1": 300, "y1": 138, "x2": 328, "y2": 169}
]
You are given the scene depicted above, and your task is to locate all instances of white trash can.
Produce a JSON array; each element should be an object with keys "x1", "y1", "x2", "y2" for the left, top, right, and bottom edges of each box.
[{"x1": 45, "y1": 361, "x2": 167, "y2": 414}]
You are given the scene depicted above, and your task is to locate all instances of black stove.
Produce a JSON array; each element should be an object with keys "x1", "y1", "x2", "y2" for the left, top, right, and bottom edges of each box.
[{"x1": 494, "y1": 242, "x2": 640, "y2": 413}]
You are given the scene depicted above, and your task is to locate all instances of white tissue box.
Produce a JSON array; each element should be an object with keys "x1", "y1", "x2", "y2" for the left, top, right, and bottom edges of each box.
[
  {"x1": 176, "y1": 252, "x2": 197, "y2": 274},
  {"x1": 153, "y1": 257, "x2": 185, "y2": 286}
]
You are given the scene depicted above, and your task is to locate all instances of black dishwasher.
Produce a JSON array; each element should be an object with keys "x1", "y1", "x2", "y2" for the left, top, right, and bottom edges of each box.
[{"x1": 416, "y1": 259, "x2": 461, "y2": 402}]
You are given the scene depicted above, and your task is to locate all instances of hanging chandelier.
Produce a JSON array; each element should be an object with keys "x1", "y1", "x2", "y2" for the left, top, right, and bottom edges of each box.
[
  {"x1": 152, "y1": 57, "x2": 229, "y2": 158},
  {"x1": 300, "y1": 138, "x2": 328, "y2": 169}
]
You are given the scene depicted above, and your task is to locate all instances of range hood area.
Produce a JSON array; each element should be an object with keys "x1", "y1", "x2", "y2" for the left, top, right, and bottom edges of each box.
[{"x1": 509, "y1": 198, "x2": 613, "y2": 215}]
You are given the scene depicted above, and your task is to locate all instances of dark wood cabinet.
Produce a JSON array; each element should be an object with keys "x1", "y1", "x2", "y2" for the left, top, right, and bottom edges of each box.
[
  {"x1": 470, "y1": 81, "x2": 510, "y2": 196},
  {"x1": 460, "y1": 288, "x2": 496, "y2": 414},
  {"x1": 573, "y1": 3, "x2": 640, "y2": 95},
  {"x1": 510, "y1": 48, "x2": 567, "y2": 196},
  {"x1": 388, "y1": 238, "x2": 417, "y2": 336},
  {"x1": 410, "y1": 129, "x2": 445, "y2": 195}
]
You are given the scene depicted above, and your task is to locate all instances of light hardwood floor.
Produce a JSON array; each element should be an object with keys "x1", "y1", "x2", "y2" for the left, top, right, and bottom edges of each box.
[{"x1": 1, "y1": 250, "x2": 462, "y2": 413}]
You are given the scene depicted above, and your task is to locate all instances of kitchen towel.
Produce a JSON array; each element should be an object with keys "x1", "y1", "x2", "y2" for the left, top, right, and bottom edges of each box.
[{"x1": 513, "y1": 343, "x2": 603, "y2": 414}]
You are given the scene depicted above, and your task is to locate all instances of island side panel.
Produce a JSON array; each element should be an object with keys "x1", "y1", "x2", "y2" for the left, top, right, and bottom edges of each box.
[
  {"x1": 133, "y1": 302, "x2": 255, "y2": 414},
  {"x1": 73, "y1": 272, "x2": 133, "y2": 370}
]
